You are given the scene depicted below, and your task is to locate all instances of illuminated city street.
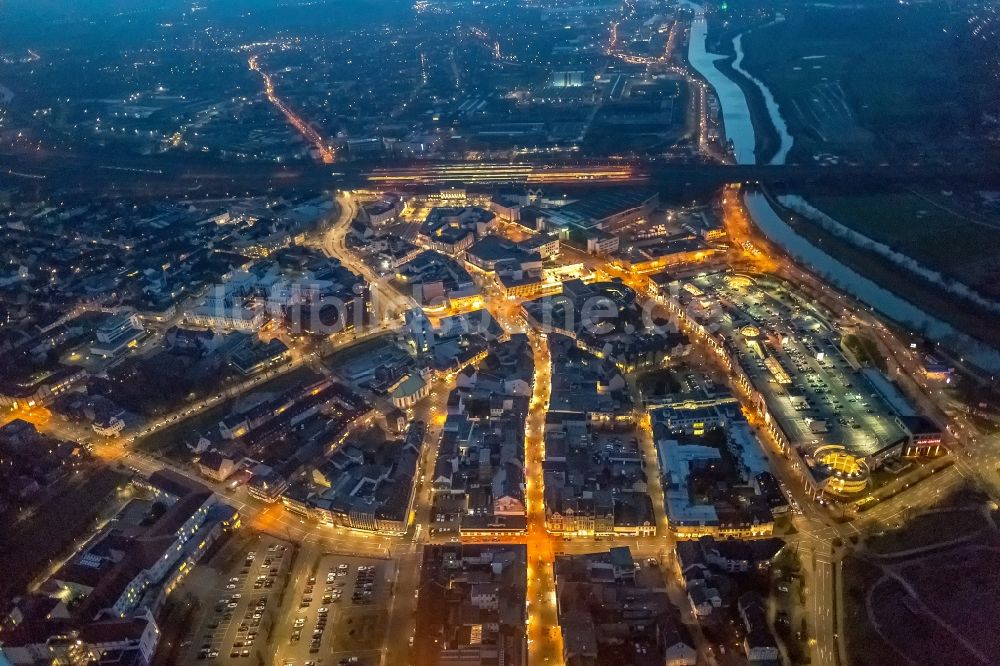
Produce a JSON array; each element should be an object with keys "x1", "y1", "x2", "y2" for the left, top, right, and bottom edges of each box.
[{"x1": 2, "y1": 2, "x2": 1000, "y2": 665}]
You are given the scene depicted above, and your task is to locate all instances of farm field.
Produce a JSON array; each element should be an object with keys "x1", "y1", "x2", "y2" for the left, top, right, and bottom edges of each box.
[{"x1": 737, "y1": 3, "x2": 977, "y2": 165}]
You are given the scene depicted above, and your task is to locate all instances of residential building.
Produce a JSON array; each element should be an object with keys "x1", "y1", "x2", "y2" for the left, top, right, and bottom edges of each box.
[
  {"x1": 414, "y1": 545, "x2": 527, "y2": 666},
  {"x1": 738, "y1": 593, "x2": 780, "y2": 664},
  {"x1": 554, "y1": 547, "x2": 695, "y2": 666},
  {"x1": 196, "y1": 451, "x2": 238, "y2": 482}
]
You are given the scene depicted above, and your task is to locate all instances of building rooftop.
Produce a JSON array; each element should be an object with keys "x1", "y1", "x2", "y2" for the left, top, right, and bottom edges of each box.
[
  {"x1": 465, "y1": 235, "x2": 538, "y2": 267},
  {"x1": 552, "y1": 189, "x2": 658, "y2": 229}
]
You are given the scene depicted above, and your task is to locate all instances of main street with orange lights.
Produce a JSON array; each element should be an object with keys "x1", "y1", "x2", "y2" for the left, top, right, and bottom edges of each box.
[
  {"x1": 496, "y1": 182, "x2": 994, "y2": 666},
  {"x1": 310, "y1": 190, "x2": 706, "y2": 665},
  {"x1": 248, "y1": 54, "x2": 336, "y2": 164},
  {"x1": 7, "y1": 178, "x2": 987, "y2": 666},
  {"x1": 522, "y1": 329, "x2": 563, "y2": 665},
  {"x1": 319, "y1": 183, "x2": 863, "y2": 665}
]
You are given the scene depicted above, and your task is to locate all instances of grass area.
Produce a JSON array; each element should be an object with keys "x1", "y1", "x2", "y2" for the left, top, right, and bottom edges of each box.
[
  {"x1": 970, "y1": 413, "x2": 1000, "y2": 436},
  {"x1": 334, "y1": 610, "x2": 386, "y2": 651},
  {"x1": 809, "y1": 192, "x2": 1000, "y2": 297},
  {"x1": 0, "y1": 466, "x2": 126, "y2": 602},
  {"x1": 899, "y1": 541, "x2": 1000, "y2": 658},
  {"x1": 636, "y1": 368, "x2": 681, "y2": 402},
  {"x1": 581, "y1": 81, "x2": 689, "y2": 156},
  {"x1": 841, "y1": 556, "x2": 900, "y2": 666},
  {"x1": 736, "y1": 3, "x2": 977, "y2": 164},
  {"x1": 772, "y1": 545, "x2": 802, "y2": 577},
  {"x1": 778, "y1": 204, "x2": 1000, "y2": 349},
  {"x1": 858, "y1": 459, "x2": 954, "y2": 514},
  {"x1": 772, "y1": 513, "x2": 797, "y2": 537},
  {"x1": 136, "y1": 365, "x2": 323, "y2": 456},
  {"x1": 712, "y1": 53, "x2": 780, "y2": 164},
  {"x1": 946, "y1": 380, "x2": 1000, "y2": 425},
  {"x1": 867, "y1": 462, "x2": 913, "y2": 492},
  {"x1": 842, "y1": 333, "x2": 885, "y2": 372},
  {"x1": 865, "y1": 509, "x2": 988, "y2": 555},
  {"x1": 137, "y1": 401, "x2": 230, "y2": 456},
  {"x1": 774, "y1": 617, "x2": 810, "y2": 665},
  {"x1": 209, "y1": 530, "x2": 259, "y2": 575},
  {"x1": 250, "y1": 365, "x2": 323, "y2": 397},
  {"x1": 151, "y1": 599, "x2": 199, "y2": 666}
]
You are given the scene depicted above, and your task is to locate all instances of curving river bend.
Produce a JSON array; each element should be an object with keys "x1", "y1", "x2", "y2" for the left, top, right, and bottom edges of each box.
[
  {"x1": 680, "y1": 1, "x2": 1000, "y2": 371},
  {"x1": 682, "y1": 1, "x2": 791, "y2": 165}
]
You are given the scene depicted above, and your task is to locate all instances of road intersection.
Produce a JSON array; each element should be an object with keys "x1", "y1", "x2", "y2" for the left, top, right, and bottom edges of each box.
[{"x1": 10, "y1": 187, "x2": 999, "y2": 666}]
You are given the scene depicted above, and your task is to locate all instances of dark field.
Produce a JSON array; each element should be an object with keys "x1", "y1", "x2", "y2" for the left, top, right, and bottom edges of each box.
[
  {"x1": 808, "y1": 191, "x2": 1000, "y2": 300},
  {"x1": 776, "y1": 198, "x2": 1000, "y2": 349},
  {"x1": 0, "y1": 466, "x2": 126, "y2": 603},
  {"x1": 736, "y1": 3, "x2": 982, "y2": 165}
]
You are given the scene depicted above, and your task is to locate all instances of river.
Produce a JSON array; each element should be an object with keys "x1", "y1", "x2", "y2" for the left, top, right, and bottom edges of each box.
[
  {"x1": 682, "y1": 1, "x2": 1000, "y2": 370},
  {"x1": 744, "y1": 192, "x2": 1000, "y2": 372},
  {"x1": 683, "y1": 2, "x2": 756, "y2": 164},
  {"x1": 682, "y1": 1, "x2": 792, "y2": 165},
  {"x1": 731, "y1": 33, "x2": 794, "y2": 165}
]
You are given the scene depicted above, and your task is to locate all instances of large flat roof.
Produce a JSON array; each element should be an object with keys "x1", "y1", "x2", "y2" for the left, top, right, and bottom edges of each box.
[
  {"x1": 560, "y1": 188, "x2": 657, "y2": 224},
  {"x1": 686, "y1": 272, "x2": 908, "y2": 460},
  {"x1": 466, "y1": 235, "x2": 533, "y2": 263}
]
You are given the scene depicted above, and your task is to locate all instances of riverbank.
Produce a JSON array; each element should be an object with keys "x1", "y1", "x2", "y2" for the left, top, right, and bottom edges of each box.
[
  {"x1": 682, "y1": 1, "x2": 788, "y2": 165},
  {"x1": 779, "y1": 194, "x2": 1000, "y2": 313},
  {"x1": 744, "y1": 190, "x2": 1000, "y2": 372},
  {"x1": 771, "y1": 196, "x2": 1000, "y2": 351},
  {"x1": 732, "y1": 32, "x2": 794, "y2": 164},
  {"x1": 710, "y1": 44, "x2": 781, "y2": 165},
  {"x1": 799, "y1": 190, "x2": 1000, "y2": 300}
]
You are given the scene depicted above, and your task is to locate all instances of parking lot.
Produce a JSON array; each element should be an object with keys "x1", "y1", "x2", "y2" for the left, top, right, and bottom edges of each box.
[
  {"x1": 179, "y1": 534, "x2": 293, "y2": 664},
  {"x1": 274, "y1": 553, "x2": 394, "y2": 666},
  {"x1": 694, "y1": 273, "x2": 906, "y2": 459}
]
